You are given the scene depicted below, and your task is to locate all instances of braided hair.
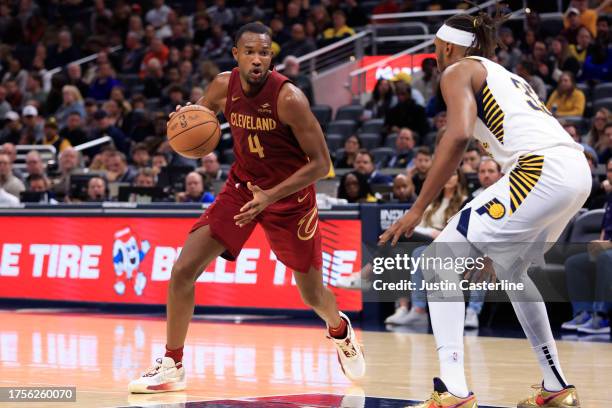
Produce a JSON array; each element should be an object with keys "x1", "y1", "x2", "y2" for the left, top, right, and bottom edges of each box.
[{"x1": 444, "y1": 5, "x2": 510, "y2": 58}]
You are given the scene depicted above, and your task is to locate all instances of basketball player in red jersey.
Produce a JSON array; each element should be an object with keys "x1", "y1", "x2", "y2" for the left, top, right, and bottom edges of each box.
[{"x1": 128, "y1": 22, "x2": 365, "y2": 393}]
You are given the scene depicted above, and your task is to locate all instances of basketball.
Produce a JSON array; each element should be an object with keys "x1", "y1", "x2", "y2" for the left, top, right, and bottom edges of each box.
[{"x1": 167, "y1": 105, "x2": 221, "y2": 159}]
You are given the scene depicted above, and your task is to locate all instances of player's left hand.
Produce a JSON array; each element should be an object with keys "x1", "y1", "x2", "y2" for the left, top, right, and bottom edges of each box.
[
  {"x1": 378, "y1": 209, "x2": 423, "y2": 246},
  {"x1": 234, "y1": 182, "x2": 272, "y2": 227}
]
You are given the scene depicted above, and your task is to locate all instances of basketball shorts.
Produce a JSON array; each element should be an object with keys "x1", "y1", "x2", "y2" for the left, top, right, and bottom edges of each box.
[
  {"x1": 191, "y1": 174, "x2": 322, "y2": 273},
  {"x1": 441, "y1": 146, "x2": 592, "y2": 269}
]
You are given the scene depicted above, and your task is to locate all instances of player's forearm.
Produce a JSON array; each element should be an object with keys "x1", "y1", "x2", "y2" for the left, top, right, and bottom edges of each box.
[
  {"x1": 267, "y1": 159, "x2": 329, "y2": 203},
  {"x1": 411, "y1": 133, "x2": 470, "y2": 213}
]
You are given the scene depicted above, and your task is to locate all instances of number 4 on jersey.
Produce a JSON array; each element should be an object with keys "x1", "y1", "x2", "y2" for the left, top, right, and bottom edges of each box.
[{"x1": 248, "y1": 134, "x2": 265, "y2": 158}]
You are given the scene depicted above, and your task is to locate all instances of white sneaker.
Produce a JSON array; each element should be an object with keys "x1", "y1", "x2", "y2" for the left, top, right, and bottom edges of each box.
[
  {"x1": 328, "y1": 311, "x2": 366, "y2": 381},
  {"x1": 384, "y1": 306, "x2": 409, "y2": 324},
  {"x1": 464, "y1": 308, "x2": 479, "y2": 330},
  {"x1": 128, "y1": 357, "x2": 186, "y2": 393},
  {"x1": 390, "y1": 307, "x2": 429, "y2": 326},
  {"x1": 336, "y1": 272, "x2": 361, "y2": 290}
]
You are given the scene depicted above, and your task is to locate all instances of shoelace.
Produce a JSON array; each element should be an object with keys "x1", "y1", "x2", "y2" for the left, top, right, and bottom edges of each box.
[
  {"x1": 426, "y1": 391, "x2": 443, "y2": 406},
  {"x1": 337, "y1": 338, "x2": 358, "y2": 358},
  {"x1": 143, "y1": 358, "x2": 163, "y2": 377}
]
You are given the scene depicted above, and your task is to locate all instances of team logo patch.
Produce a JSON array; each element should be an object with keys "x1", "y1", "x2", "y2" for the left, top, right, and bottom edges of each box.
[
  {"x1": 476, "y1": 198, "x2": 506, "y2": 220},
  {"x1": 297, "y1": 206, "x2": 318, "y2": 241}
]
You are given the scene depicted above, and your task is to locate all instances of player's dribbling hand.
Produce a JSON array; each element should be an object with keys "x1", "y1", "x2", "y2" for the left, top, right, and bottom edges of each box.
[
  {"x1": 378, "y1": 209, "x2": 423, "y2": 246},
  {"x1": 168, "y1": 102, "x2": 215, "y2": 120},
  {"x1": 234, "y1": 182, "x2": 272, "y2": 227}
]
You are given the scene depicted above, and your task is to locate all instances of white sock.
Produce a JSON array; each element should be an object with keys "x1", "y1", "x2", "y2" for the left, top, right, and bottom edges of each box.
[
  {"x1": 428, "y1": 301, "x2": 469, "y2": 398},
  {"x1": 533, "y1": 340, "x2": 568, "y2": 391}
]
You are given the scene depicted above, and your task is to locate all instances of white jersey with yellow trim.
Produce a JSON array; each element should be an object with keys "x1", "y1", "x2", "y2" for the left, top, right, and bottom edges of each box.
[{"x1": 462, "y1": 56, "x2": 582, "y2": 174}]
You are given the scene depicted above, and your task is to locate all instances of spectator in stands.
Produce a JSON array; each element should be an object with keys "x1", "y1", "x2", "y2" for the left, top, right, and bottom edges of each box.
[
  {"x1": 66, "y1": 64, "x2": 89, "y2": 100},
  {"x1": 565, "y1": 0, "x2": 605, "y2": 38},
  {"x1": 196, "y1": 60, "x2": 221, "y2": 89},
  {"x1": 0, "y1": 143, "x2": 24, "y2": 180},
  {"x1": 91, "y1": 110, "x2": 129, "y2": 155},
  {"x1": 461, "y1": 144, "x2": 481, "y2": 175},
  {"x1": 190, "y1": 86, "x2": 204, "y2": 104},
  {"x1": 515, "y1": 59, "x2": 547, "y2": 102},
  {"x1": 280, "y1": 24, "x2": 316, "y2": 60},
  {"x1": 199, "y1": 152, "x2": 227, "y2": 181},
  {"x1": 364, "y1": 78, "x2": 396, "y2": 120},
  {"x1": 354, "y1": 149, "x2": 392, "y2": 185},
  {"x1": 45, "y1": 29, "x2": 81, "y2": 70},
  {"x1": 569, "y1": 26, "x2": 593, "y2": 64},
  {"x1": 270, "y1": 16, "x2": 290, "y2": 51},
  {"x1": 4, "y1": 80, "x2": 22, "y2": 111},
  {"x1": 0, "y1": 111, "x2": 22, "y2": 144},
  {"x1": 26, "y1": 174, "x2": 55, "y2": 201},
  {"x1": 0, "y1": 185, "x2": 19, "y2": 206},
  {"x1": 546, "y1": 71, "x2": 586, "y2": 117},
  {"x1": 389, "y1": 173, "x2": 415, "y2": 204},
  {"x1": 24, "y1": 150, "x2": 45, "y2": 181},
  {"x1": 55, "y1": 85, "x2": 86, "y2": 128},
  {"x1": 410, "y1": 146, "x2": 432, "y2": 195},
  {"x1": 385, "y1": 82, "x2": 429, "y2": 137},
  {"x1": 322, "y1": 10, "x2": 355, "y2": 43},
  {"x1": 599, "y1": 122, "x2": 612, "y2": 164},
  {"x1": 563, "y1": 122, "x2": 599, "y2": 160},
  {"x1": 386, "y1": 169, "x2": 468, "y2": 327},
  {"x1": 145, "y1": 0, "x2": 172, "y2": 29},
  {"x1": 207, "y1": 0, "x2": 235, "y2": 28},
  {"x1": 23, "y1": 74, "x2": 47, "y2": 112},
  {"x1": 562, "y1": 7, "x2": 584, "y2": 44},
  {"x1": 0, "y1": 86, "x2": 10, "y2": 120},
  {"x1": 59, "y1": 111, "x2": 88, "y2": 148},
  {"x1": 51, "y1": 148, "x2": 81, "y2": 199},
  {"x1": 193, "y1": 13, "x2": 212, "y2": 47},
  {"x1": 411, "y1": 58, "x2": 438, "y2": 106},
  {"x1": 497, "y1": 27, "x2": 522, "y2": 71},
  {"x1": 334, "y1": 135, "x2": 361, "y2": 168},
  {"x1": 105, "y1": 150, "x2": 136, "y2": 183},
  {"x1": 550, "y1": 36, "x2": 580, "y2": 81},
  {"x1": 152, "y1": 152, "x2": 168, "y2": 175},
  {"x1": 89, "y1": 62, "x2": 122, "y2": 101},
  {"x1": 85, "y1": 176, "x2": 107, "y2": 202},
  {"x1": 2, "y1": 57, "x2": 27, "y2": 94},
  {"x1": 143, "y1": 58, "x2": 165, "y2": 99},
  {"x1": 310, "y1": 5, "x2": 331, "y2": 37},
  {"x1": 580, "y1": 35, "x2": 612, "y2": 82},
  {"x1": 132, "y1": 168, "x2": 156, "y2": 187},
  {"x1": 531, "y1": 40, "x2": 555, "y2": 85},
  {"x1": 121, "y1": 32, "x2": 145, "y2": 74},
  {"x1": 0, "y1": 152, "x2": 24, "y2": 198},
  {"x1": 284, "y1": 1, "x2": 305, "y2": 27},
  {"x1": 21, "y1": 105, "x2": 44, "y2": 144},
  {"x1": 562, "y1": 158, "x2": 612, "y2": 334},
  {"x1": 176, "y1": 171, "x2": 215, "y2": 203},
  {"x1": 162, "y1": 85, "x2": 185, "y2": 116},
  {"x1": 343, "y1": 0, "x2": 368, "y2": 27},
  {"x1": 587, "y1": 108, "x2": 610, "y2": 149},
  {"x1": 41, "y1": 117, "x2": 71, "y2": 153},
  {"x1": 130, "y1": 143, "x2": 151, "y2": 170},
  {"x1": 201, "y1": 24, "x2": 233, "y2": 62},
  {"x1": 337, "y1": 170, "x2": 376, "y2": 203},
  {"x1": 282, "y1": 56, "x2": 314, "y2": 105},
  {"x1": 387, "y1": 127, "x2": 416, "y2": 168}
]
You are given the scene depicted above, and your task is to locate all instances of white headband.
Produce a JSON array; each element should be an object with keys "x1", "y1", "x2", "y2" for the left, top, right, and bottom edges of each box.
[{"x1": 436, "y1": 24, "x2": 476, "y2": 47}]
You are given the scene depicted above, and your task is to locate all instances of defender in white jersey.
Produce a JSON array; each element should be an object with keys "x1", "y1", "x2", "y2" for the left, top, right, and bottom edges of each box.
[{"x1": 379, "y1": 10, "x2": 589, "y2": 408}]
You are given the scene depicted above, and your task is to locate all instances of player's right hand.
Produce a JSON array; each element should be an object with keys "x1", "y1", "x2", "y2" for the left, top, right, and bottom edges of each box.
[
  {"x1": 168, "y1": 102, "x2": 192, "y2": 120},
  {"x1": 378, "y1": 209, "x2": 423, "y2": 246}
]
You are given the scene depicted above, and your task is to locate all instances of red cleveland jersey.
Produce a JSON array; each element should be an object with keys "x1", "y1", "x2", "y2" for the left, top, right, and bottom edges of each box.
[{"x1": 224, "y1": 67, "x2": 309, "y2": 189}]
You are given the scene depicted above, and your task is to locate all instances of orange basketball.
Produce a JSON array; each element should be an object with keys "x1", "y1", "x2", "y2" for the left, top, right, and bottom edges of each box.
[{"x1": 166, "y1": 105, "x2": 221, "y2": 159}]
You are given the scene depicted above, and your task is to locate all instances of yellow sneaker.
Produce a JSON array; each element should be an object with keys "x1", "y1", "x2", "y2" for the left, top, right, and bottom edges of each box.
[
  {"x1": 409, "y1": 378, "x2": 478, "y2": 408},
  {"x1": 517, "y1": 383, "x2": 580, "y2": 408}
]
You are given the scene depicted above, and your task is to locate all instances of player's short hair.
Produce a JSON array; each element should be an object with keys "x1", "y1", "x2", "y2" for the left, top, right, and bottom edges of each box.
[{"x1": 234, "y1": 22, "x2": 271, "y2": 46}]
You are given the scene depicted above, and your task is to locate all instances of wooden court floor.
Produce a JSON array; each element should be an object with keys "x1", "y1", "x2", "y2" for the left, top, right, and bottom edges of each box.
[{"x1": 0, "y1": 310, "x2": 610, "y2": 408}]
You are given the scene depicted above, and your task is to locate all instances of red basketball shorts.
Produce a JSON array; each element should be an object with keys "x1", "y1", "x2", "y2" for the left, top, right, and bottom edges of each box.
[{"x1": 191, "y1": 176, "x2": 322, "y2": 273}]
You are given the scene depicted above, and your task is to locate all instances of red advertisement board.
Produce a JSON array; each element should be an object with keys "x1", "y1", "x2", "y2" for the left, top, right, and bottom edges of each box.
[
  {"x1": 360, "y1": 53, "x2": 436, "y2": 93},
  {"x1": 0, "y1": 217, "x2": 362, "y2": 311}
]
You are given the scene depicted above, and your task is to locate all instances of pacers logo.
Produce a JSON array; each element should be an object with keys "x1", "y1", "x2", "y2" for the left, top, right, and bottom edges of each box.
[
  {"x1": 297, "y1": 206, "x2": 318, "y2": 241},
  {"x1": 476, "y1": 198, "x2": 506, "y2": 220}
]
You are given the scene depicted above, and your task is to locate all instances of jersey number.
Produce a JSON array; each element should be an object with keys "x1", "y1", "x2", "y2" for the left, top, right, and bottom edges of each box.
[
  {"x1": 511, "y1": 77, "x2": 552, "y2": 116},
  {"x1": 248, "y1": 134, "x2": 265, "y2": 158}
]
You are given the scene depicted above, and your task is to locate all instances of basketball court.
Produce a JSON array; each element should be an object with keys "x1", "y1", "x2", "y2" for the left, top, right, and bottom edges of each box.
[{"x1": 0, "y1": 309, "x2": 609, "y2": 408}]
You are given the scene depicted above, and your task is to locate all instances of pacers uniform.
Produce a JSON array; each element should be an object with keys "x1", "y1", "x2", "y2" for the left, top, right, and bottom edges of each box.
[
  {"x1": 191, "y1": 68, "x2": 322, "y2": 273},
  {"x1": 438, "y1": 56, "x2": 592, "y2": 267}
]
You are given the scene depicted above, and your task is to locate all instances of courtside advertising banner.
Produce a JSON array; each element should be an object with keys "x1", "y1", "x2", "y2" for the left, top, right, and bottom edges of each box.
[{"x1": 0, "y1": 216, "x2": 362, "y2": 311}]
